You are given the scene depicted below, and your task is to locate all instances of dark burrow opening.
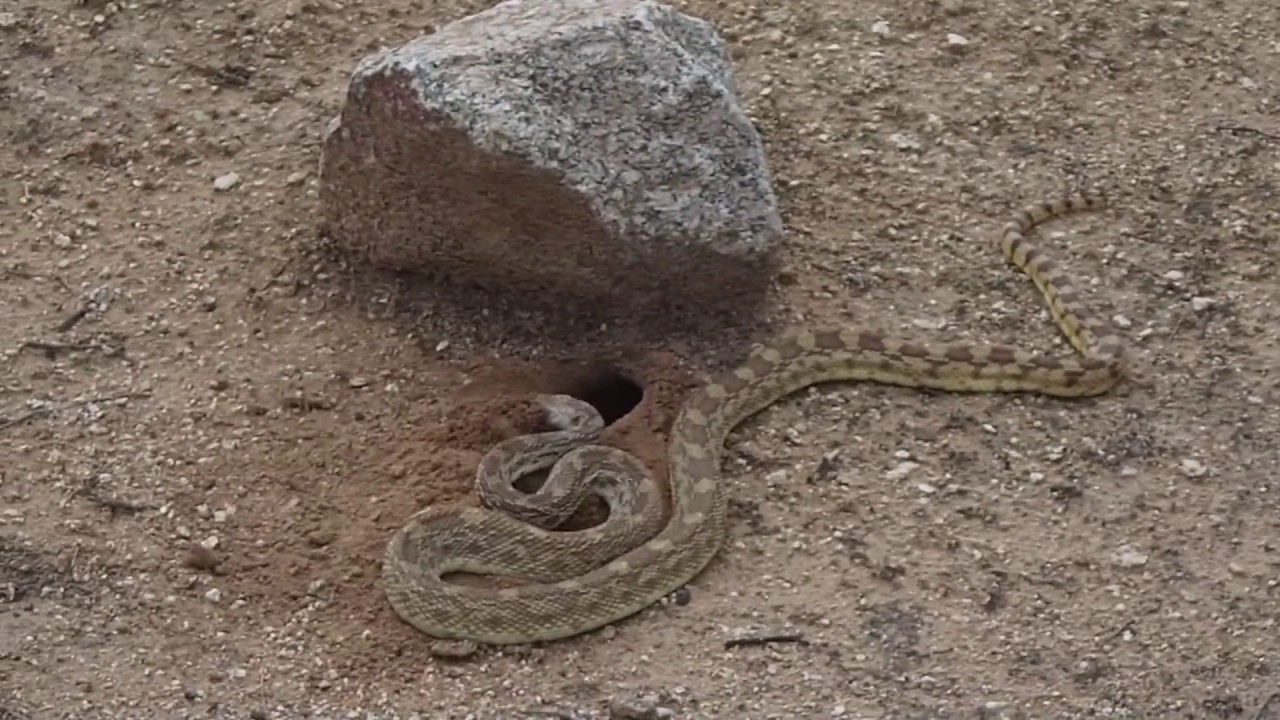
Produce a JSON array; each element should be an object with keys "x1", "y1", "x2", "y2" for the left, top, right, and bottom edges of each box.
[{"x1": 550, "y1": 363, "x2": 645, "y2": 426}]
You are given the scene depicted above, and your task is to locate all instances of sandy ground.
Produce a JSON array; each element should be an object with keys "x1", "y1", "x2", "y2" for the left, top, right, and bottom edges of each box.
[{"x1": 3, "y1": 0, "x2": 1280, "y2": 718}]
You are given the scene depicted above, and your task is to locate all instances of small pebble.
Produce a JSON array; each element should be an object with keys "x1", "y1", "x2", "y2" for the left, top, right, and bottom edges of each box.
[
  {"x1": 609, "y1": 693, "x2": 671, "y2": 720},
  {"x1": 888, "y1": 132, "x2": 921, "y2": 150},
  {"x1": 213, "y1": 172, "x2": 241, "y2": 191},
  {"x1": 1113, "y1": 546, "x2": 1149, "y2": 568},
  {"x1": 429, "y1": 640, "x2": 479, "y2": 660},
  {"x1": 1190, "y1": 296, "x2": 1215, "y2": 312},
  {"x1": 885, "y1": 461, "x2": 919, "y2": 481},
  {"x1": 182, "y1": 544, "x2": 221, "y2": 572},
  {"x1": 1180, "y1": 458, "x2": 1207, "y2": 478}
]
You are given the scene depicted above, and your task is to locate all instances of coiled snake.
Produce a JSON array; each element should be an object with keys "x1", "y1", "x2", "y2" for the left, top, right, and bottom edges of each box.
[{"x1": 383, "y1": 194, "x2": 1127, "y2": 644}]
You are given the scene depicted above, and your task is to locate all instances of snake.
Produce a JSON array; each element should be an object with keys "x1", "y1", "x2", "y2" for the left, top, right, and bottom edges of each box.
[{"x1": 383, "y1": 193, "x2": 1128, "y2": 645}]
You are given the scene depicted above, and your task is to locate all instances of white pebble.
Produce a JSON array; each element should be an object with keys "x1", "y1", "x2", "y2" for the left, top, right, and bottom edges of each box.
[
  {"x1": 1163, "y1": 269, "x2": 1185, "y2": 281},
  {"x1": 205, "y1": 588, "x2": 222, "y2": 603},
  {"x1": 1111, "y1": 314, "x2": 1132, "y2": 329},
  {"x1": 1190, "y1": 296, "x2": 1215, "y2": 312},
  {"x1": 1180, "y1": 458, "x2": 1207, "y2": 478},
  {"x1": 213, "y1": 172, "x2": 241, "y2": 191},
  {"x1": 888, "y1": 132, "x2": 921, "y2": 150},
  {"x1": 885, "y1": 461, "x2": 919, "y2": 481},
  {"x1": 912, "y1": 317, "x2": 948, "y2": 330},
  {"x1": 1113, "y1": 546, "x2": 1149, "y2": 568},
  {"x1": 946, "y1": 33, "x2": 970, "y2": 46},
  {"x1": 870, "y1": 21, "x2": 890, "y2": 36}
]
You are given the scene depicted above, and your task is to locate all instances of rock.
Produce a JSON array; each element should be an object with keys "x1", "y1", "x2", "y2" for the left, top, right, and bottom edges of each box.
[
  {"x1": 1180, "y1": 458, "x2": 1207, "y2": 478},
  {"x1": 609, "y1": 693, "x2": 674, "y2": 719},
  {"x1": 884, "y1": 461, "x2": 919, "y2": 481},
  {"x1": 319, "y1": 0, "x2": 781, "y2": 329},
  {"x1": 1112, "y1": 545, "x2": 1149, "y2": 569},
  {"x1": 182, "y1": 544, "x2": 221, "y2": 573},
  {"x1": 212, "y1": 172, "x2": 240, "y2": 191}
]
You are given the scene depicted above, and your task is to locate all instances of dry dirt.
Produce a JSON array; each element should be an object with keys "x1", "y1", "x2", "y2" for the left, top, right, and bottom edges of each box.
[{"x1": 3, "y1": 0, "x2": 1280, "y2": 718}]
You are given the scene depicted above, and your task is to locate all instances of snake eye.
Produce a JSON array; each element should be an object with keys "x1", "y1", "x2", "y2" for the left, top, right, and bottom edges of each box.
[{"x1": 550, "y1": 364, "x2": 643, "y2": 426}]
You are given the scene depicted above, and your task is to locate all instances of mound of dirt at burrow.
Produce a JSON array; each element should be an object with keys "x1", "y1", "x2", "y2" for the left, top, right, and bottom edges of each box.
[{"x1": 178, "y1": 350, "x2": 696, "y2": 677}]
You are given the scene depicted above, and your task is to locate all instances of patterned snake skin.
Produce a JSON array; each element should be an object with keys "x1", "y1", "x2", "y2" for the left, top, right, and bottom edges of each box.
[{"x1": 383, "y1": 193, "x2": 1127, "y2": 644}]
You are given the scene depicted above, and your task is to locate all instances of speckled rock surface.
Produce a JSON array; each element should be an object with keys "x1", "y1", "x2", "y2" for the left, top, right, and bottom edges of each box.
[{"x1": 319, "y1": 0, "x2": 782, "y2": 325}]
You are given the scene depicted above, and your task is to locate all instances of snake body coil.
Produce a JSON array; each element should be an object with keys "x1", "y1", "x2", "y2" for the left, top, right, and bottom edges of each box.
[{"x1": 383, "y1": 194, "x2": 1126, "y2": 644}]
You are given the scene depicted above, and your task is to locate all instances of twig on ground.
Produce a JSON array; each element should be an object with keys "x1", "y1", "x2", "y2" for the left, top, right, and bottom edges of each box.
[
  {"x1": 521, "y1": 708, "x2": 580, "y2": 720},
  {"x1": 724, "y1": 633, "x2": 809, "y2": 649},
  {"x1": 21, "y1": 340, "x2": 108, "y2": 355},
  {"x1": 1215, "y1": 124, "x2": 1280, "y2": 141},
  {"x1": 54, "y1": 306, "x2": 92, "y2": 332}
]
